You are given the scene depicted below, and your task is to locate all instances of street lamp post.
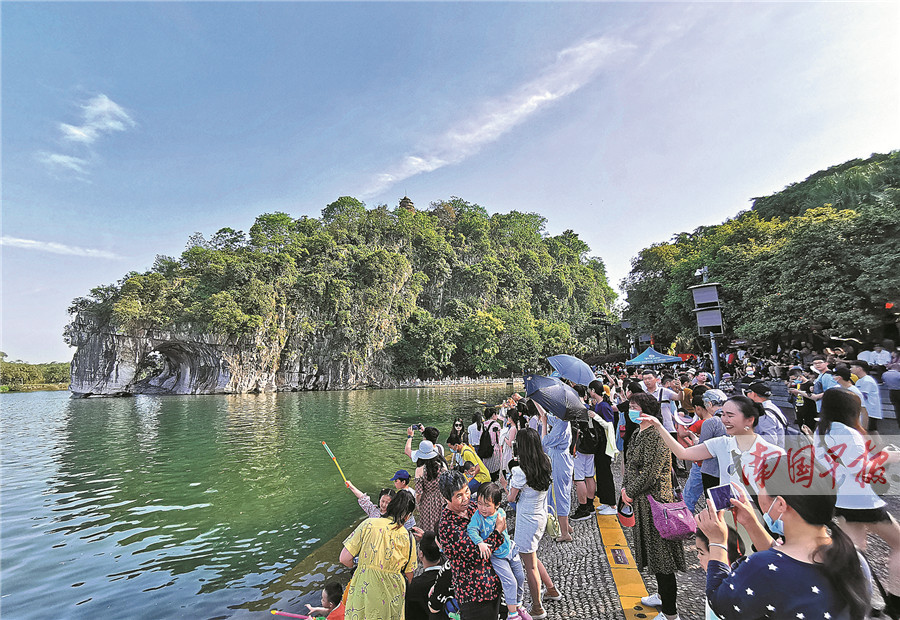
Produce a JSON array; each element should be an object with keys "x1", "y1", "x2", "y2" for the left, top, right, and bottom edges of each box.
[
  {"x1": 689, "y1": 267, "x2": 724, "y2": 386},
  {"x1": 620, "y1": 320, "x2": 636, "y2": 357},
  {"x1": 591, "y1": 314, "x2": 613, "y2": 355}
]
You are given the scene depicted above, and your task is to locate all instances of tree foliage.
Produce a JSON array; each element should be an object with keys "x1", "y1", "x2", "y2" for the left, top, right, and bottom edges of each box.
[
  {"x1": 0, "y1": 358, "x2": 70, "y2": 388},
  {"x1": 623, "y1": 151, "x2": 900, "y2": 349},
  {"x1": 67, "y1": 197, "x2": 617, "y2": 380}
]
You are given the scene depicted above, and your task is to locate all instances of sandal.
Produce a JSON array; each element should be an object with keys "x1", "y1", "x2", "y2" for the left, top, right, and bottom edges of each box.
[{"x1": 554, "y1": 534, "x2": 573, "y2": 542}]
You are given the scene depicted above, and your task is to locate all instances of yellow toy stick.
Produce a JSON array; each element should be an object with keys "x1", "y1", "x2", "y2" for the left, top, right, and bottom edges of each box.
[{"x1": 322, "y1": 441, "x2": 349, "y2": 486}]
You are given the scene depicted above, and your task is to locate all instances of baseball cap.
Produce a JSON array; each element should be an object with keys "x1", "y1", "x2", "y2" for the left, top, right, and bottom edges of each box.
[
  {"x1": 745, "y1": 381, "x2": 772, "y2": 397},
  {"x1": 850, "y1": 359, "x2": 870, "y2": 372},
  {"x1": 390, "y1": 469, "x2": 411, "y2": 482}
]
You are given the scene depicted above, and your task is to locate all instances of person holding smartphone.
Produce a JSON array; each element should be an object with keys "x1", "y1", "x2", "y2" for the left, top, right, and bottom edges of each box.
[
  {"x1": 677, "y1": 389, "x2": 727, "y2": 512},
  {"x1": 696, "y1": 456, "x2": 871, "y2": 620}
]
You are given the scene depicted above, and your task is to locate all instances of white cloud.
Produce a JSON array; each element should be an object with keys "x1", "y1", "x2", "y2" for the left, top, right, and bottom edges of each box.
[
  {"x1": 0, "y1": 236, "x2": 122, "y2": 259},
  {"x1": 39, "y1": 94, "x2": 135, "y2": 176},
  {"x1": 361, "y1": 36, "x2": 633, "y2": 198},
  {"x1": 60, "y1": 94, "x2": 135, "y2": 145},
  {"x1": 37, "y1": 152, "x2": 91, "y2": 175}
]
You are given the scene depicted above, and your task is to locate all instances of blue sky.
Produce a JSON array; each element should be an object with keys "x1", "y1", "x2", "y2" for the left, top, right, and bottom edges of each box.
[{"x1": 2, "y1": 2, "x2": 898, "y2": 363}]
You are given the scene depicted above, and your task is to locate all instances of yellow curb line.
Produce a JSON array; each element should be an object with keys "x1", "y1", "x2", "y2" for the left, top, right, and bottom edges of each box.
[{"x1": 593, "y1": 504, "x2": 660, "y2": 620}]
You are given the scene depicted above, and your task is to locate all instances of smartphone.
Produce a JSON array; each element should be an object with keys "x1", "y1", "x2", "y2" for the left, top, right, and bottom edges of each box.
[{"x1": 706, "y1": 483, "x2": 735, "y2": 512}]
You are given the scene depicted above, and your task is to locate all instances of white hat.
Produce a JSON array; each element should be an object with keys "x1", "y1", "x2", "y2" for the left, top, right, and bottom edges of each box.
[
  {"x1": 411, "y1": 440, "x2": 440, "y2": 462},
  {"x1": 674, "y1": 412, "x2": 698, "y2": 426}
]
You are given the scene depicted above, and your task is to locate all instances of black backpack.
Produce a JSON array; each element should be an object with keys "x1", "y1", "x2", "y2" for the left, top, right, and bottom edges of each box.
[
  {"x1": 575, "y1": 418, "x2": 601, "y2": 454},
  {"x1": 763, "y1": 400, "x2": 813, "y2": 451},
  {"x1": 477, "y1": 421, "x2": 498, "y2": 459}
]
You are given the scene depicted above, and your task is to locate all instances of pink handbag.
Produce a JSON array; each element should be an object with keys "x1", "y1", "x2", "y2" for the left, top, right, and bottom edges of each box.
[{"x1": 646, "y1": 493, "x2": 696, "y2": 541}]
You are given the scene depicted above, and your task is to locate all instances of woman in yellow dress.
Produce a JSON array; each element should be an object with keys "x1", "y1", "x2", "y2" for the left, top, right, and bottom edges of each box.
[{"x1": 340, "y1": 490, "x2": 418, "y2": 619}]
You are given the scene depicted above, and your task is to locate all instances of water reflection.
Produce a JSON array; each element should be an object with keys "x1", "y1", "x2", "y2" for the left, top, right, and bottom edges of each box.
[{"x1": 1, "y1": 385, "x2": 514, "y2": 618}]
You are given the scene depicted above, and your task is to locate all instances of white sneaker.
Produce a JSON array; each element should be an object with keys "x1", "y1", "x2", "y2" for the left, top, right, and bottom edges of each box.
[
  {"x1": 595, "y1": 504, "x2": 617, "y2": 515},
  {"x1": 651, "y1": 613, "x2": 681, "y2": 620},
  {"x1": 641, "y1": 592, "x2": 662, "y2": 607}
]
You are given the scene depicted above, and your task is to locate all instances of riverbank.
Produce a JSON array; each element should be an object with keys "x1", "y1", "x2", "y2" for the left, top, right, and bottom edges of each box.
[
  {"x1": 0, "y1": 382, "x2": 69, "y2": 393},
  {"x1": 395, "y1": 377, "x2": 519, "y2": 388}
]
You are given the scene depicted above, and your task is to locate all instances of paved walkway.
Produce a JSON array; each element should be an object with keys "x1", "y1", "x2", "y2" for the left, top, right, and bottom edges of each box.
[{"x1": 518, "y1": 457, "x2": 899, "y2": 620}]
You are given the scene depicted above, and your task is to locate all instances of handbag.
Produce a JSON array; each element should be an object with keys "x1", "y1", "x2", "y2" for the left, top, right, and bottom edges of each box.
[
  {"x1": 545, "y1": 480, "x2": 561, "y2": 538},
  {"x1": 646, "y1": 492, "x2": 696, "y2": 541}
]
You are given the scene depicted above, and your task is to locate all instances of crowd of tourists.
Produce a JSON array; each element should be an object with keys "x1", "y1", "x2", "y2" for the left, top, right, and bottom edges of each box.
[{"x1": 305, "y1": 349, "x2": 899, "y2": 620}]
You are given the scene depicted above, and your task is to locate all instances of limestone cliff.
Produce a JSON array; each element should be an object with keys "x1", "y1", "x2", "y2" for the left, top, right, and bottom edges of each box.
[{"x1": 67, "y1": 314, "x2": 399, "y2": 397}]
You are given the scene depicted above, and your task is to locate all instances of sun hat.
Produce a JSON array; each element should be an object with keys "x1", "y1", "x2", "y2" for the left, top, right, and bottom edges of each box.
[
  {"x1": 411, "y1": 440, "x2": 440, "y2": 461},
  {"x1": 674, "y1": 409, "x2": 698, "y2": 426},
  {"x1": 701, "y1": 389, "x2": 728, "y2": 406},
  {"x1": 617, "y1": 497, "x2": 635, "y2": 528}
]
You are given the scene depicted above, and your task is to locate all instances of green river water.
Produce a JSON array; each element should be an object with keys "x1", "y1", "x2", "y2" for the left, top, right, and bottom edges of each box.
[{"x1": 0, "y1": 385, "x2": 514, "y2": 619}]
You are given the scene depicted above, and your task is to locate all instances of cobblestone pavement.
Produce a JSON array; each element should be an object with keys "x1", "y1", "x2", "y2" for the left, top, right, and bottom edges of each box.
[{"x1": 513, "y1": 454, "x2": 900, "y2": 620}]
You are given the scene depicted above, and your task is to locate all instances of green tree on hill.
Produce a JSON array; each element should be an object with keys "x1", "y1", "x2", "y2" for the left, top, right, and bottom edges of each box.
[
  {"x1": 624, "y1": 150, "x2": 900, "y2": 350},
  {"x1": 67, "y1": 197, "x2": 617, "y2": 381}
]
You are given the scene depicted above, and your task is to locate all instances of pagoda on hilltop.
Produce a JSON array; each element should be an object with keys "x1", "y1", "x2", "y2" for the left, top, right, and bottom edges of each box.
[{"x1": 399, "y1": 196, "x2": 415, "y2": 212}]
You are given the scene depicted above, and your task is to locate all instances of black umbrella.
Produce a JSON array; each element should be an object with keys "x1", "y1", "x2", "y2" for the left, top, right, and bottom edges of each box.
[{"x1": 523, "y1": 374, "x2": 588, "y2": 422}]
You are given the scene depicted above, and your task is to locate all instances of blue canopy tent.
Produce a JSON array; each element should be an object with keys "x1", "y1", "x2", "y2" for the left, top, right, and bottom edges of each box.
[{"x1": 625, "y1": 346, "x2": 683, "y2": 366}]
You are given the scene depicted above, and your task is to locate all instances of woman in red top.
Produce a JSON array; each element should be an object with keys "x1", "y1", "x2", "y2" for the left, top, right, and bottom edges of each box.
[{"x1": 436, "y1": 470, "x2": 507, "y2": 620}]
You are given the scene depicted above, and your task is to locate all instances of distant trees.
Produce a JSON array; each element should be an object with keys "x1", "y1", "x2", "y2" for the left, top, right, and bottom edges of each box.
[
  {"x1": 0, "y1": 352, "x2": 70, "y2": 389},
  {"x1": 623, "y1": 151, "x2": 900, "y2": 350},
  {"x1": 67, "y1": 197, "x2": 617, "y2": 380}
]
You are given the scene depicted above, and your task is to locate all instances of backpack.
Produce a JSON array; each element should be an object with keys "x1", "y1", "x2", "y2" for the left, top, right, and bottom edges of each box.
[
  {"x1": 575, "y1": 417, "x2": 601, "y2": 454},
  {"x1": 477, "y1": 421, "x2": 498, "y2": 460},
  {"x1": 769, "y1": 403, "x2": 813, "y2": 451}
]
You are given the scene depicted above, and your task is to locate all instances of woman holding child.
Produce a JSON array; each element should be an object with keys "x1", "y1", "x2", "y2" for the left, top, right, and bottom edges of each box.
[{"x1": 436, "y1": 470, "x2": 506, "y2": 620}]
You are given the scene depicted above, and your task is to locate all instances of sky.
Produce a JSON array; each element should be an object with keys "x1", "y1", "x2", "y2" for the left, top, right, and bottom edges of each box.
[{"x1": 2, "y1": 1, "x2": 898, "y2": 363}]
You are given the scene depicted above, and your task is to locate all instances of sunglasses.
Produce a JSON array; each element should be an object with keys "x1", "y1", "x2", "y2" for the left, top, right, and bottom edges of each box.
[{"x1": 454, "y1": 423, "x2": 463, "y2": 428}]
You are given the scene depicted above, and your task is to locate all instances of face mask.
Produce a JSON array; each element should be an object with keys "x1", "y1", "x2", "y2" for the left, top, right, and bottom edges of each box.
[
  {"x1": 763, "y1": 499, "x2": 785, "y2": 536},
  {"x1": 628, "y1": 409, "x2": 642, "y2": 424}
]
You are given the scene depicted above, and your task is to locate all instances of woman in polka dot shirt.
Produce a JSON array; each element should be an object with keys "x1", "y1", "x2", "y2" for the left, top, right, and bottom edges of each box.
[{"x1": 697, "y1": 455, "x2": 871, "y2": 620}]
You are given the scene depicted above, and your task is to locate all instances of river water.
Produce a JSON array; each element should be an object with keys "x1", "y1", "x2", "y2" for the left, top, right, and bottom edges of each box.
[{"x1": 0, "y1": 385, "x2": 514, "y2": 619}]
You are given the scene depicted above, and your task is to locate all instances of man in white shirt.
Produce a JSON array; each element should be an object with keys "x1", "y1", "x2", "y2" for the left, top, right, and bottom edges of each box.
[
  {"x1": 642, "y1": 369, "x2": 685, "y2": 473},
  {"x1": 858, "y1": 346, "x2": 874, "y2": 365},
  {"x1": 640, "y1": 369, "x2": 679, "y2": 432},
  {"x1": 850, "y1": 359, "x2": 883, "y2": 431},
  {"x1": 859, "y1": 343, "x2": 892, "y2": 367},
  {"x1": 467, "y1": 412, "x2": 482, "y2": 447},
  {"x1": 808, "y1": 355, "x2": 839, "y2": 413},
  {"x1": 872, "y1": 344, "x2": 893, "y2": 367}
]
